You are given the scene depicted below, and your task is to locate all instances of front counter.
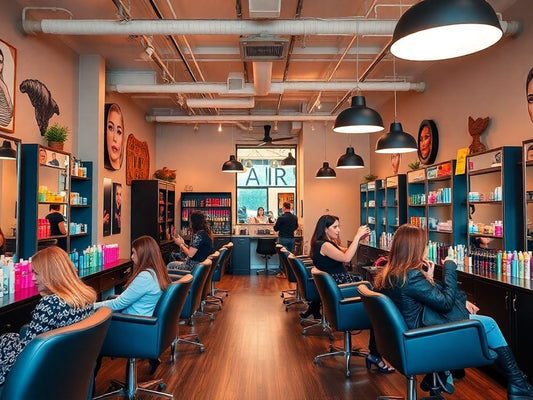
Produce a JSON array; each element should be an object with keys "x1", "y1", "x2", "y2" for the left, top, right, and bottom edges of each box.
[
  {"x1": 231, "y1": 235, "x2": 302, "y2": 275},
  {"x1": 0, "y1": 259, "x2": 132, "y2": 334}
]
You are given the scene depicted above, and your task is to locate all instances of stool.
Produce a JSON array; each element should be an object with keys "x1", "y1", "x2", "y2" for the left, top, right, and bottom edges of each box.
[{"x1": 256, "y1": 238, "x2": 277, "y2": 275}]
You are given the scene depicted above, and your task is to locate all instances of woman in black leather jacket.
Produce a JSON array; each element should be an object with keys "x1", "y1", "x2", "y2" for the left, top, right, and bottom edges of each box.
[{"x1": 374, "y1": 224, "x2": 533, "y2": 400}]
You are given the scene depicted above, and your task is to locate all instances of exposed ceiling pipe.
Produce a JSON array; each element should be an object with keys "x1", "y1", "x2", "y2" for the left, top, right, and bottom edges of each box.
[
  {"x1": 147, "y1": 114, "x2": 337, "y2": 123},
  {"x1": 108, "y1": 81, "x2": 426, "y2": 94},
  {"x1": 186, "y1": 97, "x2": 255, "y2": 108},
  {"x1": 252, "y1": 62, "x2": 272, "y2": 96},
  {"x1": 22, "y1": 16, "x2": 520, "y2": 37}
]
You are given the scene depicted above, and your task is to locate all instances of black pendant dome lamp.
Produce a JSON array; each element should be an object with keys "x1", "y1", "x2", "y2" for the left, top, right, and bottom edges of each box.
[
  {"x1": 0, "y1": 140, "x2": 16, "y2": 159},
  {"x1": 315, "y1": 162, "x2": 337, "y2": 178},
  {"x1": 221, "y1": 126, "x2": 244, "y2": 172},
  {"x1": 391, "y1": 0, "x2": 503, "y2": 61},
  {"x1": 336, "y1": 146, "x2": 364, "y2": 169},
  {"x1": 333, "y1": 34, "x2": 384, "y2": 134},
  {"x1": 281, "y1": 152, "x2": 296, "y2": 167}
]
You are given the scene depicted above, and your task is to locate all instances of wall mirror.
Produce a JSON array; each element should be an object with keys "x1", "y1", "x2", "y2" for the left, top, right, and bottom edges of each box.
[{"x1": 0, "y1": 133, "x2": 21, "y2": 257}]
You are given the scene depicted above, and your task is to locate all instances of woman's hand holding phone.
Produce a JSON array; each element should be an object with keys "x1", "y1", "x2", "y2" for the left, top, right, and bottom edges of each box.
[{"x1": 422, "y1": 259, "x2": 435, "y2": 280}]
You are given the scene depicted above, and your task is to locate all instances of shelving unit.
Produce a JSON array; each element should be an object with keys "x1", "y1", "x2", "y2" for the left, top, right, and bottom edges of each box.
[
  {"x1": 407, "y1": 168, "x2": 427, "y2": 236},
  {"x1": 20, "y1": 144, "x2": 70, "y2": 259},
  {"x1": 69, "y1": 161, "x2": 93, "y2": 252},
  {"x1": 131, "y1": 180, "x2": 176, "y2": 244},
  {"x1": 426, "y1": 160, "x2": 467, "y2": 247},
  {"x1": 523, "y1": 139, "x2": 533, "y2": 251},
  {"x1": 467, "y1": 147, "x2": 522, "y2": 251},
  {"x1": 359, "y1": 180, "x2": 383, "y2": 246},
  {"x1": 180, "y1": 192, "x2": 232, "y2": 236},
  {"x1": 383, "y1": 174, "x2": 407, "y2": 236}
]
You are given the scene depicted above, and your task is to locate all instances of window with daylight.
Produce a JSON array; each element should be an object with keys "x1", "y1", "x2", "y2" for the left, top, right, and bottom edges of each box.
[{"x1": 236, "y1": 146, "x2": 297, "y2": 224}]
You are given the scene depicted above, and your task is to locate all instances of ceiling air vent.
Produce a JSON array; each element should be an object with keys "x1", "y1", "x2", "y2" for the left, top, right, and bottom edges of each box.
[{"x1": 239, "y1": 35, "x2": 289, "y2": 61}]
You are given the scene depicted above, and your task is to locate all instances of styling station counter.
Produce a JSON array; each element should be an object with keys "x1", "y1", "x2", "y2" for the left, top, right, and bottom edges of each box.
[
  {"x1": 0, "y1": 259, "x2": 132, "y2": 334},
  {"x1": 356, "y1": 244, "x2": 533, "y2": 380},
  {"x1": 231, "y1": 234, "x2": 302, "y2": 275}
]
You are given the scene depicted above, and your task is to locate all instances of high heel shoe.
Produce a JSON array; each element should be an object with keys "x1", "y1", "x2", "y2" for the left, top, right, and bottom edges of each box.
[{"x1": 365, "y1": 354, "x2": 395, "y2": 374}]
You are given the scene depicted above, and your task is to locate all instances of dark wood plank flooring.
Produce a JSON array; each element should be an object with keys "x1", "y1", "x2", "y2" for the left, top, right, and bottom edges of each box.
[{"x1": 94, "y1": 274, "x2": 507, "y2": 399}]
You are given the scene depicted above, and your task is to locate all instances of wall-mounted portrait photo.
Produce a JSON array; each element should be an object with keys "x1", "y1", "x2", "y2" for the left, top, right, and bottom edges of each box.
[
  {"x1": 112, "y1": 182, "x2": 122, "y2": 235},
  {"x1": 0, "y1": 39, "x2": 16, "y2": 133},
  {"x1": 104, "y1": 103, "x2": 125, "y2": 170}
]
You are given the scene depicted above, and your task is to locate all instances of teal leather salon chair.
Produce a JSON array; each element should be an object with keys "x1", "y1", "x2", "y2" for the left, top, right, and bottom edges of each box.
[
  {"x1": 357, "y1": 285, "x2": 497, "y2": 400},
  {"x1": 94, "y1": 275, "x2": 193, "y2": 400},
  {"x1": 311, "y1": 268, "x2": 372, "y2": 377},
  {"x1": 0, "y1": 307, "x2": 112, "y2": 400}
]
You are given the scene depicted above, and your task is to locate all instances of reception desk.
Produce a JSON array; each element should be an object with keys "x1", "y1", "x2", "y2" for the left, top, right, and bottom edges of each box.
[
  {"x1": 231, "y1": 235, "x2": 302, "y2": 275},
  {"x1": 0, "y1": 259, "x2": 132, "y2": 334}
]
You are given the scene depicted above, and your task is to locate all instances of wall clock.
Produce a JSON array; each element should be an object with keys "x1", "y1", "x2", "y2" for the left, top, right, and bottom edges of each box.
[{"x1": 418, "y1": 119, "x2": 438, "y2": 165}]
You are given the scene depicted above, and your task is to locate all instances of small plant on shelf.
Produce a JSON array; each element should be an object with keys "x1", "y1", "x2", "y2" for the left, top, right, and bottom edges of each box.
[
  {"x1": 154, "y1": 167, "x2": 176, "y2": 182},
  {"x1": 408, "y1": 159, "x2": 421, "y2": 170},
  {"x1": 44, "y1": 123, "x2": 69, "y2": 150},
  {"x1": 363, "y1": 173, "x2": 378, "y2": 182}
]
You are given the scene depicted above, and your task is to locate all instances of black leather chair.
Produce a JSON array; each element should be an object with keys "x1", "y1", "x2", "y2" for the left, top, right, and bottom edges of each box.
[
  {"x1": 207, "y1": 246, "x2": 229, "y2": 305},
  {"x1": 357, "y1": 285, "x2": 497, "y2": 400},
  {"x1": 311, "y1": 268, "x2": 372, "y2": 377},
  {"x1": 170, "y1": 259, "x2": 212, "y2": 353},
  {"x1": 278, "y1": 247, "x2": 306, "y2": 311},
  {"x1": 0, "y1": 307, "x2": 112, "y2": 400},
  {"x1": 198, "y1": 251, "x2": 220, "y2": 319},
  {"x1": 287, "y1": 254, "x2": 333, "y2": 339},
  {"x1": 94, "y1": 275, "x2": 193, "y2": 400},
  {"x1": 256, "y1": 237, "x2": 278, "y2": 275}
]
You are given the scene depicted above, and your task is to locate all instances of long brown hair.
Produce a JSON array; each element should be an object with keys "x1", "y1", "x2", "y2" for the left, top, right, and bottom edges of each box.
[
  {"x1": 31, "y1": 246, "x2": 96, "y2": 307},
  {"x1": 373, "y1": 224, "x2": 427, "y2": 290},
  {"x1": 190, "y1": 211, "x2": 214, "y2": 240},
  {"x1": 309, "y1": 214, "x2": 340, "y2": 257},
  {"x1": 127, "y1": 235, "x2": 171, "y2": 290}
]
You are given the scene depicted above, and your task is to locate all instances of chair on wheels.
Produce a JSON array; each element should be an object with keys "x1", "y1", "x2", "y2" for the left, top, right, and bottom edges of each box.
[
  {"x1": 0, "y1": 307, "x2": 111, "y2": 400},
  {"x1": 287, "y1": 254, "x2": 333, "y2": 339},
  {"x1": 357, "y1": 285, "x2": 497, "y2": 400},
  {"x1": 198, "y1": 251, "x2": 221, "y2": 319},
  {"x1": 311, "y1": 267, "x2": 372, "y2": 377},
  {"x1": 256, "y1": 238, "x2": 278, "y2": 275},
  {"x1": 93, "y1": 275, "x2": 193, "y2": 400},
  {"x1": 207, "y1": 246, "x2": 229, "y2": 306},
  {"x1": 170, "y1": 259, "x2": 212, "y2": 353},
  {"x1": 213, "y1": 242, "x2": 232, "y2": 297},
  {"x1": 278, "y1": 247, "x2": 306, "y2": 311}
]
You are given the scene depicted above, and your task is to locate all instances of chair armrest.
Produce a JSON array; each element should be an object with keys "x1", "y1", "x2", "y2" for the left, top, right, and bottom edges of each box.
[
  {"x1": 339, "y1": 281, "x2": 372, "y2": 298},
  {"x1": 404, "y1": 319, "x2": 483, "y2": 339},
  {"x1": 339, "y1": 296, "x2": 362, "y2": 306},
  {"x1": 110, "y1": 312, "x2": 158, "y2": 326},
  {"x1": 169, "y1": 270, "x2": 189, "y2": 280}
]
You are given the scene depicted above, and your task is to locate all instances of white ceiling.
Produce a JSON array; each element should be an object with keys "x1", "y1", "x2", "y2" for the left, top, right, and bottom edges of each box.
[{"x1": 16, "y1": 0, "x2": 518, "y2": 132}]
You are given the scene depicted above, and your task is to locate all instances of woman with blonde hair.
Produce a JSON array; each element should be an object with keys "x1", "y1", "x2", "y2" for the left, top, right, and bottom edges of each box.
[{"x1": 0, "y1": 246, "x2": 96, "y2": 386}]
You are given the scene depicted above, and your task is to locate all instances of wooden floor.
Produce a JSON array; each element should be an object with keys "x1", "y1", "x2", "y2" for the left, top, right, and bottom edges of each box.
[{"x1": 94, "y1": 274, "x2": 508, "y2": 399}]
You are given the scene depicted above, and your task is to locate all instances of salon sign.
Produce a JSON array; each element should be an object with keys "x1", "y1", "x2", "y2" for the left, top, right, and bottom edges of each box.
[{"x1": 237, "y1": 166, "x2": 295, "y2": 187}]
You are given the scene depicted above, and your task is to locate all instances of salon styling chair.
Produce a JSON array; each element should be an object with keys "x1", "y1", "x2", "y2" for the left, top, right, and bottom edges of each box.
[
  {"x1": 93, "y1": 275, "x2": 193, "y2": 400},
  {"x1": 198, "y1": 251, "x2": 220, "y2": 319},
  {"x1": 287, "y1": 254, "x2": 334, "y2": 340},
  {"x1": 213, "y1": 242, "x2": 232, "y2": 297},
  {"x1": 357, "y1": 285, "x2": 497, "y2": 400},
  {"x1": 278, "y1": 247, "x2": 306, "y2": 311},
  {"x1": 311, "y1": 268, "x2": 372, "y2": 377},
  {"x1": 0, "y1": 307, "x2": 112, "y2": 400},
  {"x1": 256, "y1": 238, "x2": 278, "y2": 275},
  {"x1": 209, "y1": 246, "x2": 229, "y2": 304},
  {"x1": 170, "y1": 259, "x2": 212, "y2": 353}
]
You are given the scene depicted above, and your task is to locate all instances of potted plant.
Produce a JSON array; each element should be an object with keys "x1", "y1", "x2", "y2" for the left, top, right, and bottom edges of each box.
[{"x1": 44, "y1": 123, "x2": 69, "y2": 150}]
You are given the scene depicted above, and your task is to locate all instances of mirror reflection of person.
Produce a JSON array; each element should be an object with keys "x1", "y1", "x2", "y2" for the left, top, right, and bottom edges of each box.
[
  {"x1": 46, "y1": 204, "x2": 67, "y2": 250},
  {"x1": 0, "y1": 227, "x2": 5, "y2": 255},
  {"x1": 419, "y1": 125, "x2": 432, "y2": 160},
  {"x1": 39, "y1": 148, "x2": 47, "y2": 165},
  {"x1": 104, "y1": 103, "x2": 125, "y2": 170},
  {"x1": 252, "y1": 207, "x2": 268, "y2": 224},
  {"x1": 526, "y1": 66, "x2": 533, "y2": 123},
  {"x1": 527, "y1": 145, "x2": 533, "y2": 161},
  {"x1": 0, "y1": 48, "x2": 14, "y2": 128},
  {"x1": 48, "y1": 152, "x2": 59, "y2": 166},
  {"x1": 112, "y1": 184, "x2": 122, "y2": 234}
]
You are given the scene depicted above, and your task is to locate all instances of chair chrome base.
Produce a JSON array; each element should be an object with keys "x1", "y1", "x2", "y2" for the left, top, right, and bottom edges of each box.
[
  {"x1": 171, "y1": 334, "x2": 205, "y2": 355},
  {"x1": 301, "y1": 314, "x2": 334, "y2": 340},
  {"x1": 256, "y1": 267, "x2": 279, "y2": 275},
  {"x1": 93, "y1": 358, "x2": 172, "y2": 400},
  {"x1": 313, "y1": 331, "x2": 367, "y2": 377}
]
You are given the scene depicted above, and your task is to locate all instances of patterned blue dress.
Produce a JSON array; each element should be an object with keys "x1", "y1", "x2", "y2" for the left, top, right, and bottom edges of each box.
[{"x1": 0, "y1": 294, "x2": 94, "y2": 385}]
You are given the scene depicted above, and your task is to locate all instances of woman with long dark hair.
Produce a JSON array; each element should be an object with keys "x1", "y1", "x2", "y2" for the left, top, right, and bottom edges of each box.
[{"x1": 170, "y1": 210, "x2": 214, "y2": 271}]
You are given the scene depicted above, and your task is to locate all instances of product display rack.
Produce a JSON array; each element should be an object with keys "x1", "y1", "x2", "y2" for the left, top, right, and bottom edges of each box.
[
  {"x1": 407, "y1": 168, "x2": 427, "y2": 236},
  {"x1": 383, "y1": 174, "x2": 407, "y2": 236},
  {"x1": 467, "y1": 146, "x2": 523, "y2": 251},
  {"x1": 131, "y1": 180, "x2": 176, "y2": 244},
  {"x1": 69, "y1": 161, "x2": 93, "y2": 252},
  {"x1": 425, "y1": 160, "x2": 467, "y2": 248},
  {"x1": 20, "y1": 144, "x2": 71, "y2": 259},
  {"x1": 523, "y1": 139, "x2": 533, "y2": 251},
  {"x1": 359, "y1": 180, "x2": 383, "y2": 246},
  {"x1": 180, "y1": 192, "x2": 232, "y2": 236}
]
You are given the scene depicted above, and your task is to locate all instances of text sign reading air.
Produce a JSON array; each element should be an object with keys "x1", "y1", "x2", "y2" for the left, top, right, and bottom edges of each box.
[{"x1": 237, "y1": 166, "x2": 295, "y2": 187}]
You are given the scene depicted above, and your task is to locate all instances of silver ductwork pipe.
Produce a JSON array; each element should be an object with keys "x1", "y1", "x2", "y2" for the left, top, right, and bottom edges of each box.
[
  {"x1": 108, "y1": 81, "x2": 426, "y2": 95},
  {"x1": 22, "y1": 16, "x2": 520, "y2": 37},
  {"x1": 148, "y1": 115, "x2": 337, "y2": 123},
  {"x1": 186, "y1": 97, "x2": 255, "y2": 108}
]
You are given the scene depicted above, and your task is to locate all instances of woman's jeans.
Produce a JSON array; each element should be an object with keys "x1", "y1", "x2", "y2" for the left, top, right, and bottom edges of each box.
[{"x1": 470, "y1": 314, "x2": 507, "y2": 348}]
